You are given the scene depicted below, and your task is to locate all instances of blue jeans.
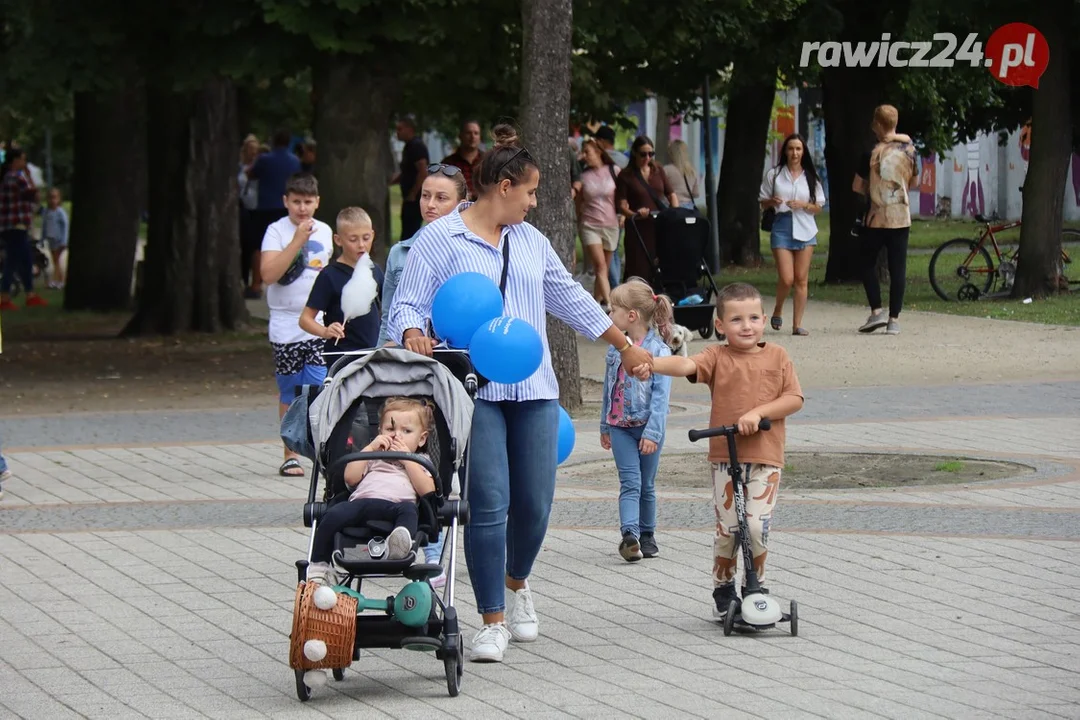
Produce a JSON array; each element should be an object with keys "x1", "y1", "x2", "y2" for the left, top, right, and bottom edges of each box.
[
  {"x1": 464, "y1": 398, "x2": 558, "y2": 614},
  {"x1": 609, "y1": 240, "x2": 622, "y2": 288},
  {"x1": 1, "y1": 228, "x2": 33, "y2": 294},
  {"x1": 609, "y1": 425, "x2": 662, "y2": 537}
]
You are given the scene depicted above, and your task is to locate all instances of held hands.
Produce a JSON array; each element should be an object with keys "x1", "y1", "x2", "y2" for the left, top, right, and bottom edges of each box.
[
  {"x1": 600, "y1": 433, "x2": 611, "y2": 450},
  {"x1": 736, "y1": 411, "x2": 763, "y2": 436},
  {"x1": 620, "y1": 344, "x2": 652, "y2": 376},
  {"x1": 323, "y1": 322, "x2": 346, "y2": 340}
]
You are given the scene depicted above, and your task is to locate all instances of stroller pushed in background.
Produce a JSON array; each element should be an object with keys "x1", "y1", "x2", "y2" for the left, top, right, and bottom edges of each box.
[
  {"x1": 286, "y1": 347, "x2": 476, "y2": 700},
  {"x1": 628, "y1": 207, "x2": 720, "y2": 339}
]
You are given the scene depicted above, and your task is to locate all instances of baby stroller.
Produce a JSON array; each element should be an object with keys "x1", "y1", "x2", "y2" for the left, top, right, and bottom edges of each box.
[
  {"x1": 628, "y1": 208, "x2": 719, "y2": 339},
  {"x1": 287, "y1": 347, "x2": 477, "y2": 700}
]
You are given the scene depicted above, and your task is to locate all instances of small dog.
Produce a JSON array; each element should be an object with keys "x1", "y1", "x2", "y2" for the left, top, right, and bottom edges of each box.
[{"x1": 668, "y1": 323, "x2": 694, "y2": 357}]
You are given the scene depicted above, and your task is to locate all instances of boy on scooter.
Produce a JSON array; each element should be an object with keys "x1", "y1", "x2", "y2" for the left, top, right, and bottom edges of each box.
[{"x1": 633, "y1": 282, "x2": 804, "y2": 618}]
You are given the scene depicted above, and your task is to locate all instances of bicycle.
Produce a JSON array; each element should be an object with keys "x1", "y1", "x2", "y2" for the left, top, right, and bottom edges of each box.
[{"x1": 928, "y1": 213, "x2": 1079, "y2": 301}]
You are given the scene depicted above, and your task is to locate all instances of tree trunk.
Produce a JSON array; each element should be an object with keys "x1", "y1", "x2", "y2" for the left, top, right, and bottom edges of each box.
[
  {"x1": 1014, "y1": 0, "x2": 1072, "y2": 298},
  {"x1": 716, "y1": 65, "x2": 775, "y2": 267},
  {"x1": 125, "y1": 78, "x2": 248, "y2": 335},
  {"x1": 312, "y1": 54, "x2": 399, "y2": 265},
  {"x1": 821, "y1": 64, "x2": 886, "y2": 283},
  {"x1": 65, "y1": 89, "x2": 142, "y2": 311},
  {"x1": 820, "y1": 0, "x2": 912, "y2": 284},
  {"x1": 520, "y1": 0, "x2": 581, "y2": 411}
]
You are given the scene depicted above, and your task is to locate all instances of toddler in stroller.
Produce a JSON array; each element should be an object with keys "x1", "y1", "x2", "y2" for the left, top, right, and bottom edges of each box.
[{"x1": 287, "y1": 347, "x2": 476, "y2": 699}]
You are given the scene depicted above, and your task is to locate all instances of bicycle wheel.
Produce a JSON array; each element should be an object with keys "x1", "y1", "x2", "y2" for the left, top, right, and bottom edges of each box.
[{"x1": 929, "y1": 238, "x2": 995, "y2": 301}]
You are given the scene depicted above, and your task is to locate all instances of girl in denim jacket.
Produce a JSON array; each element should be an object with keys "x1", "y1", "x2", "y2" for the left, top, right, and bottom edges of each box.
[{"x1": 601, "y1": 277, "x2": 674, "y2": 562}]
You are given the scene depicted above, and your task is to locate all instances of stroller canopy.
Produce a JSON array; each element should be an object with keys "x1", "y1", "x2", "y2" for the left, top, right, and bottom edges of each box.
[{"x1": 308, "y1": 348, "x2": 474, "y2": 469}]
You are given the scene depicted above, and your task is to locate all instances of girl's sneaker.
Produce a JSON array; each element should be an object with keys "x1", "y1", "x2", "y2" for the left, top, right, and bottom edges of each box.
[
  {"x1": 386, "y1": 527, "x2": 413, "y2": 560},
  {"x1": 639, "y1": 533, "x2": 659, "y2": 558},
  {"x1": 619, "y1": 532, "x2": 643, "y2": 562}
]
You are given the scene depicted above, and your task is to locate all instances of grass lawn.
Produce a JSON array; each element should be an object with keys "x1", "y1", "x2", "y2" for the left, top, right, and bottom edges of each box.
[{"x1": 721, "y1": 249, "x2": 1080, "y2": 327}]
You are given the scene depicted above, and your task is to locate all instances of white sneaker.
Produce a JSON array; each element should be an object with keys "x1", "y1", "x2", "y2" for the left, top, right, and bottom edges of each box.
[
  {"x1": 506, "y1": 583, "x2": 539, "y2": 642},
  {"x1": 386, "y1": 527, "x2": 413, "y2": 560},
  {"x1": 469, "y1": 623, "x2": 511, "y2": 662}
]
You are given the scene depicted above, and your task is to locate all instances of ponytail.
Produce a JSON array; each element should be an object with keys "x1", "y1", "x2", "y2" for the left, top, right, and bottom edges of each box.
[{"x1": 609, "y1": 276, "x2": 675, "y2": 345}]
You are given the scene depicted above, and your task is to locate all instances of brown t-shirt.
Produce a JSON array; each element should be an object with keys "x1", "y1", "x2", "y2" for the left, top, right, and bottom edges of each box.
[
  {"x1": 615, "y1": 162, "x2": 674, "y2": 213},
  {"x1": 690, "y1": 343, "x2": 803, "y2": 467}
]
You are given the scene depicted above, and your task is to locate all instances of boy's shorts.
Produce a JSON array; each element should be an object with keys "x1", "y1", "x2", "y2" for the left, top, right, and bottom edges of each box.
[
  {"x1": 272, "y1": 339, "x2": 326, "y2": 404},
  {"x1": 46, "y1": 237, "x2": 68, "y2": 252}
]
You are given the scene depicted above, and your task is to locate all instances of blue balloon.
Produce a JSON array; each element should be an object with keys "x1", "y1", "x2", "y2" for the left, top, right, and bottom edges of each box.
[
  {"x1": 557, "y1": 406, "x2": 575, "y2": 465},
  {"x1": 468, "y1": 316, "x2": 543, "y2": 384},
  {"x1": 431, "y1": 272, "x2": 504, "y2": 348}
]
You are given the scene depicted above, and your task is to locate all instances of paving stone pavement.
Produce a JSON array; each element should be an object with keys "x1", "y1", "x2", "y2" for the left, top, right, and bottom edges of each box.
[{"x1": 2, "y1": 371, "x2": 1080, "y2": 717}]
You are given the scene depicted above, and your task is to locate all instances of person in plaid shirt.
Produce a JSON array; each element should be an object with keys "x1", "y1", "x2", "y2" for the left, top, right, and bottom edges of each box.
[{"x1": 0, "y1": 149, "x2": 46, "y2": 310}]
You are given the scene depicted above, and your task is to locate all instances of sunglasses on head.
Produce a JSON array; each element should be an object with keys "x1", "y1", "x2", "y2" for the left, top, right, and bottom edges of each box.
[
  {"x1": 428, "y1": 163, "x2": 462, "y2": 177},
  {"x1": 495, "y1": 146, "x2": 536, "y2": 178}
]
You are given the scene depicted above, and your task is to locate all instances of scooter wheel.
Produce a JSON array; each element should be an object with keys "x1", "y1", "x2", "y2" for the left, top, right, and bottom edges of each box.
[
  {"x1": 722, "y1": 600, "x2": 738, "y2": 636},
  {"x1": 789, "y1": 600, "x2": 798, "y2": 636}
]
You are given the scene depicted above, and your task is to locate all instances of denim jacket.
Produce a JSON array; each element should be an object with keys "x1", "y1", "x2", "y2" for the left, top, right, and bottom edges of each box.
[
  {"x1": 600, "y1": 329, "x2": 672, "y2": 443},
  {"x1": 377, "y1": 234, "x2": 417, "y2": 345}
]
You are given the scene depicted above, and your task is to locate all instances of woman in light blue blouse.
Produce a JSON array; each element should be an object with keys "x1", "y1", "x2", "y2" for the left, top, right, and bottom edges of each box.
[
  {"x1": 378, "y1": 165, "x2": 469, "y2": 346},
  {"x1": 388, "y1": 124, "x2": 652, "y2": 664}
]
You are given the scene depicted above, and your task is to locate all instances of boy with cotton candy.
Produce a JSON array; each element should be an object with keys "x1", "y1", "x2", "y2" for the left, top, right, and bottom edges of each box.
[{"x1": 300, "y1": 206, "x2": 385, "y2": 355}]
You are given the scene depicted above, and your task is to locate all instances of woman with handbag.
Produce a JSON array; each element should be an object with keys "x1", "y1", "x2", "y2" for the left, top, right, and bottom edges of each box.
[
  {"x1": 759, "y1": 133, "x2": 825, "y2": 336},
  {"x1": 615, "y1": 136, "x2": 679, "y2": 283}
]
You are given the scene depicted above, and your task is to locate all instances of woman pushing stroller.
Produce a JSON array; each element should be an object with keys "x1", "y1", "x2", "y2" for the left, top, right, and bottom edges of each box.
[{"x1": 387, "y1": 124, "x2": 652, "y2": 663}]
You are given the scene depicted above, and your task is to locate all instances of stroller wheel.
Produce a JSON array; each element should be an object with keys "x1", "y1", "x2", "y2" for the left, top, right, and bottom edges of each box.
[
  {"x1": 699, "y1": 325, "x2": 714, "y2": 340},
  {"x1": 332, "y1": 668, "x2": 345, "y2": 681},
  {"x1": 444, "y1": 639, "x2": 463, "y2": 697},
  {"x1": 294, "y1": 669, "x2": 311, "y2": 702}
]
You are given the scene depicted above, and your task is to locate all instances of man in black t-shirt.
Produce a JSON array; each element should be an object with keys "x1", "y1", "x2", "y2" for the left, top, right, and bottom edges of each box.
[{"x1": 391, "y1": 118, "x2": 429, "y2": 241}]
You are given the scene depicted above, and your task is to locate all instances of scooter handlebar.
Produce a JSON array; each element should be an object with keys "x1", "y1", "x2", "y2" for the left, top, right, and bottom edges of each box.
[{"x1": 688, "y1": 418, "x2": 771, "y2": 442}]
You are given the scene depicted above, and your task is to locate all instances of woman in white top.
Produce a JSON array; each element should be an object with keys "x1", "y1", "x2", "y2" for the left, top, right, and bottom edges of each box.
[
  {"x1": 663, "y1": 139, "x2": 699, "y2": 210},
  {"x1": 758, "y1": 133, "x2": 825, "y2": 336}
]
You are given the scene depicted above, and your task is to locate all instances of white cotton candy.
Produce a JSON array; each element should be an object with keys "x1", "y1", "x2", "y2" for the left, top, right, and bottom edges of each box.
[{"x1": 341, "y1": 254, "x2": 379, "y2": 323}]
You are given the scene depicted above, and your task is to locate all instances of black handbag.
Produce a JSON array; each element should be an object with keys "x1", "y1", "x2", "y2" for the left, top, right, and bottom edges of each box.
[{"x1": 760, "y1": 170, "x2": 778, "y2": 232}]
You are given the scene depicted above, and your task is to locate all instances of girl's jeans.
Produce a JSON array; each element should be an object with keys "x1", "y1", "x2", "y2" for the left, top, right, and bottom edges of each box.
[
  {"x1": 609, "y1": 425, "x2": 662, "y2": 538},
  {"x1": 711, "y1": 463, "x2": 781, "y2": 586},
  {"x1": 464, "y1": 398, "x2": 558, "y2": 614}
]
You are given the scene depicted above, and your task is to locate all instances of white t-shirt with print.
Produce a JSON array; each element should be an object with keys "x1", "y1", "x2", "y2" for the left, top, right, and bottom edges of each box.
[{"x1": 261, "y1": 215, "x2": 333, "y2": 344}]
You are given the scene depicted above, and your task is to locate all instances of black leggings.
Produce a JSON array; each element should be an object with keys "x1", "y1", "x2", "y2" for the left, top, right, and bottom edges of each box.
[
  {"x1": 311, "y1": 498, "x2": 418, "y2": 563},
  {"x1": 861, "y1": 227, "x2": 909, "y2": 318}
]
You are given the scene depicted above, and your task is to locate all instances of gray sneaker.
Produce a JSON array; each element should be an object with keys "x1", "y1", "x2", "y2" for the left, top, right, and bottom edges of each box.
[
  {"x1": 858, "y1": 311, "x2": 888, "y2": 333},
  {"x1": 885, "y1": 319, "x2": 900, "y2": 335}
]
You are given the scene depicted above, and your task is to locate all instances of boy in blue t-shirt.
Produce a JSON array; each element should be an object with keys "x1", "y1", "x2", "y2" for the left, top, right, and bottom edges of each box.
[{"x1": 300, "y1": 207, "x2": 384, "y2": 357}]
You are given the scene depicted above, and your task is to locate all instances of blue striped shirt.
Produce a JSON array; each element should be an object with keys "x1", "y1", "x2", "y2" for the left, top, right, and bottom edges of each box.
[{"x1": 387, "y1": 203, "x2": 613, "y2": 402}]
